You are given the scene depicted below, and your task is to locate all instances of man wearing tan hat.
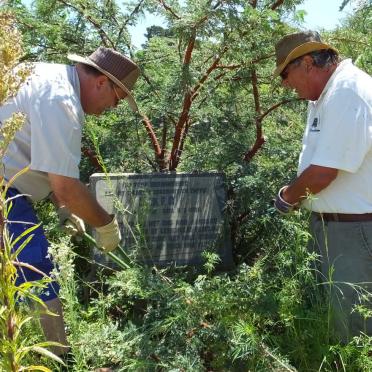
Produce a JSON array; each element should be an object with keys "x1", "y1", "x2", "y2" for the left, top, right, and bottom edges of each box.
[
  {"x1": 0, "y1": 47, "x2": 140, "y2": 357},
  {"x1": 273, "y1": 31, "x2": 372, "y2": 342}
]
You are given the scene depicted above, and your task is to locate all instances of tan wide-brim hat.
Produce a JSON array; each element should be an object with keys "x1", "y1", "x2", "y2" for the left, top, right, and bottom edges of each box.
[
  {"x1": 273, "y1": 31, "x2": 338, "y2": 77},
  {"x1": 68, "y1": 47, "x2": 140, "y2": 111}
]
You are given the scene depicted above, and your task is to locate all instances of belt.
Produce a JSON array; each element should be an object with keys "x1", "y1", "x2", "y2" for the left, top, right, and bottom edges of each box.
[{"x1": 312, "y1": 212, "x2": 372, "y2": 222}]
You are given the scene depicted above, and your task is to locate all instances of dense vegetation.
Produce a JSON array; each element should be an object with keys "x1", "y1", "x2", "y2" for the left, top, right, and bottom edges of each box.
[{"x1": 1, "y1": 0, "x2": 372, "y2": 370}]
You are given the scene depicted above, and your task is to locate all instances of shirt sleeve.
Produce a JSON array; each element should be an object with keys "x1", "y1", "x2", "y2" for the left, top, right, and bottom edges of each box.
[
  {"x1": 311, "y1": 88, "x2": 371, "y2": 173},
  {"x1": 29, "y1": 91, "x2": 83, "y2": 178}
]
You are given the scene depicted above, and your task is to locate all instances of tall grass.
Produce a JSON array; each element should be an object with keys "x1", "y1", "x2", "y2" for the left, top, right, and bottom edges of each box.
[
  {"x1": 0, "y1": 173, "x2": 66, "y2": 371},
  {"x1": 0, "y1": 10, "x2": 66, "y2": 371}
]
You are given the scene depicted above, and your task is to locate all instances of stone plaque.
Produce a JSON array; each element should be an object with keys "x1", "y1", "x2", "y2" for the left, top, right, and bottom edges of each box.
[{"x1": 89, "y1": 172, "x2": 233, "y2": 268}]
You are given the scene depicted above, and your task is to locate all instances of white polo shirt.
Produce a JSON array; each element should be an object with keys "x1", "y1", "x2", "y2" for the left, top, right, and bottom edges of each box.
[
  {"x1": 0, "y1": 63, "x2": 84, "y2": 201},
  {"x1": 299, "y1": 59, "x2": 372, "y2": 213}
]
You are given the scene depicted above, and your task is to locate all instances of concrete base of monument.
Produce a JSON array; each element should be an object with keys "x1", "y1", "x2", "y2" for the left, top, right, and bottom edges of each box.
[{"x1": 89, "y1": 172, "x2": 234, "y2": 269}]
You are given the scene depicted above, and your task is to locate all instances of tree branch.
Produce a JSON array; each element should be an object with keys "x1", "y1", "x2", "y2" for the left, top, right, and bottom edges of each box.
[
  {"x1": 158, "y1": 0, "x2": 181, "y2": 19},
  {"x1": 160, "y1": 116, "x2": 168, "y2": 169},
  {"x1": 243, "y1": 68, "x2": 265, "y2": 162},
  {"x1": 194, "y1": 0, "x2": 223, "y2": 28},
  {"x1": 191, "y1": 45, "x2": 229, "y2": 100},
  {"x1": 123, "y1": 0, "x2": 146, "y2": 27},
  {"x1": 270, "y1": 0, "x2": 285, "y2": 10},
  {"x1": 169, "y1": 91, "x2": 192, "y2": 170},
  {"x1": 244, "y1": 96, "x2": 304, "y2": 162},
  {"x1": 251, "y1": 68, "x2": 261, "y2": 114},
  {"x1": 141, "y1": 113, "x2": 162, "y2": 159},
  {"x1": 167, "y1": 30, "x2": 197, "y2": 169},
  {"x1": 171, "y1": 118, "x2": 191, "y2": 170},
  {"x1": 169, "y1": 39, "x2": 230, "y2": 169},
  {"x1": 183, "y1": 31, "x2": 196, "y2": 64},
  {"x1": 144, "y1": 153, "x2": 160, "y2": 171},
  {"x1": 258, "y1": 98, "x2": 303, "y2": 122},
  {"x1": 82, "y1": 146, "x2": 104, "y2": 172},
  {"x1": 57, "y1": 0, "x2": 115, "y2": 48},
  {"x1": 215, "y1": 63, "x2": 241, "y2": 70},
  {"x1": 116, "y1": 0, "x2": 146, "y2": 50}
]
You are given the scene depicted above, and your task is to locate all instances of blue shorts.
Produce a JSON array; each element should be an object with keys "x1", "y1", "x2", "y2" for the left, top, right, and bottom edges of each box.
[{"x1": 7, "y1": 188, "x2": 59, "y2": 301}]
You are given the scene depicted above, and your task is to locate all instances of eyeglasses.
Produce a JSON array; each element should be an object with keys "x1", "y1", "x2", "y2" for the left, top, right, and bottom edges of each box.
[
  {"x1": 280, "y1": 66, "x2": 290, "y2": 80},
  {"x1": 280, "y1": 57, "x2": 303, "y2": 80}
]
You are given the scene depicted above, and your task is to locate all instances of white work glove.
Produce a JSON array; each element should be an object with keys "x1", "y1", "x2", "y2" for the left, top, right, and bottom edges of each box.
[
  {"x1": 95, "y1": 215, "x2": 121, "y2": 253},
  {"x1": 57, "y1": 206, "x2": 86, "y2": 236}
]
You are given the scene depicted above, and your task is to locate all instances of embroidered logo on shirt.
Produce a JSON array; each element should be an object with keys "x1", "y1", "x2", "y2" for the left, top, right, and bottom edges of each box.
[{"x1": 310, "y1": 117, "x2": 320, "y2": 132}]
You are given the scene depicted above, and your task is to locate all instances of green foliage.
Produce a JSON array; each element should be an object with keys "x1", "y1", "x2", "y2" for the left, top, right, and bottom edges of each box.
[
  {"x1": 7, "y1": 0, "x2": 136, "y2": 61},
  {"x1": 328, "y1": 3, "x2": 372, "y2": 75},
  {"x1": 8, "y1": 0, "x2": 306, "y2": 172},
  {"x1": 44, "y1": 214, "x2": 369, "y2": 371},
  {"x1": 39, "y1": 202, "x2": 368, "y2": 370}
]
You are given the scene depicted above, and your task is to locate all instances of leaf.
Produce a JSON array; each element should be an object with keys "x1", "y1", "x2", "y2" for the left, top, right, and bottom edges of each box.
[
  {"x1": 10, "y1": 222, "x2": 41, "y2": 250},
  {"x1": 294, "y1": 9, "x2": 306, "y2": 23},
  {"x1": 17, "y1": 316, "x2": 34, "y2": 330},
  {"x1": 19, "y1": 366, "x2": 52, "y2": 372},
  {"x1": 20, "y1": 341, "x2": 68, "y2": 355},
  {"x1": 15, "y1": 288, "x2": 49, "y2": 310},
  {"x1": 4, "y1": 166, "x2": 30, "y2": 194},
  {"x1": 11, "y1": 234, "x2": 36, "y2": 257},
  {"x1": 28, "y1": 345, "x2": 66, "y2": 365}
]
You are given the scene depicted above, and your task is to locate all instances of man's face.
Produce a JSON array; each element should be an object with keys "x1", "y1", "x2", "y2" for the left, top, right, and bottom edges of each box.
[
  {"x1": 280, "y1": 56, "x2": 319, "y2": 100},
  {"x1": 86, "y1": 76, "x2": 127, "y2": 115}
]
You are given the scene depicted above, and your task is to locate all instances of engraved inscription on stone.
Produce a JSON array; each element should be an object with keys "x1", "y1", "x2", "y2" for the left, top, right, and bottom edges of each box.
[{"x1": 89, "y1": 173, "x2": 233, "y2": 268}]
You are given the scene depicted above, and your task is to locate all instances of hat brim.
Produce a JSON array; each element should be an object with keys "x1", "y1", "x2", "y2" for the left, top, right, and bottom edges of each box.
[
  {"x1": 68, "y1": 53, "x2": 138, "y2": 112},
  {"x1": 273, "y1": 41, "x2": 338, "y2": 77}
]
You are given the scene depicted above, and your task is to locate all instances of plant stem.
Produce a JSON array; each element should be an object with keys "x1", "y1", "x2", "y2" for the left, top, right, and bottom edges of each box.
[{"x1": 82, "y1": 232, "x2": 132, "y2": 269}]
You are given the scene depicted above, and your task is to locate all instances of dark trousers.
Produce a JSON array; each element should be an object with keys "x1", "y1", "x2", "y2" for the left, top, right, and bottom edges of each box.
[
  {"x1": 309, "y1": 214, "x2": 372, "y2": 342},
  {"x1": 7, "y1": 187, "x2": 59, "y2": 301}
]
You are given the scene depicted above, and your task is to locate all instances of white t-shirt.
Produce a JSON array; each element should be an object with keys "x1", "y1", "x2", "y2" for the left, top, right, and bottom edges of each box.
[
  {"x1": 0, "y1": 63, "x2": 84, "y2": 201},
  {"x1": 299, "y1": 59, "x2": 372, "y2": 213}
]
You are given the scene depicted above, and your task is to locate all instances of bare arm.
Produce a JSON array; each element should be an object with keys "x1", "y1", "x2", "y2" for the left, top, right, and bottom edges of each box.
[
  {"x1": 48, "y1": 173, "x2": 111, "y2": 227},
  {"x1": 282, "y1": 164, "x2": 338, "y2": 205}
]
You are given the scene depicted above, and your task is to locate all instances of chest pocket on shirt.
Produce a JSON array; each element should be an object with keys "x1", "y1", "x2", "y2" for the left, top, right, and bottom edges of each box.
[{"x1": 310, "y1": 117, "x2": 320, "y2": 132}]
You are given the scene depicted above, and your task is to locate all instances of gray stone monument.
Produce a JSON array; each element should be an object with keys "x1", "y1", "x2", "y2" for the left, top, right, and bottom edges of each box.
[{"x1": 89, "y1": 172, "x2": 233, "y2": 268}]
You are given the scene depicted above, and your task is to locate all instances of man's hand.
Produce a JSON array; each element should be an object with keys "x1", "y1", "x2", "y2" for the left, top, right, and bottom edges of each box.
[
  {"x1": 274, "y1": 186, "x2": 297, "y2": 215},
  {"x1": 57, "y1": 206, "x2": 86, "y2": 236},
  {"x1": 95, "y1": 215, "x2": 121, "y2": 253}
]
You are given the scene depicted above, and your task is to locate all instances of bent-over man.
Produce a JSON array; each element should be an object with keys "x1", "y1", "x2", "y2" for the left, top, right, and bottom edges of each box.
[{"x1": 0, "y1": 47, "x2": 140, "y2": 356}]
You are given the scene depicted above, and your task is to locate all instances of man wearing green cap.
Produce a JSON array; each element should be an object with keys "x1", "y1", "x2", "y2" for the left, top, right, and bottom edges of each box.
[{"x1": 273, "y1": 30, "x2": 372, "y2": 342}]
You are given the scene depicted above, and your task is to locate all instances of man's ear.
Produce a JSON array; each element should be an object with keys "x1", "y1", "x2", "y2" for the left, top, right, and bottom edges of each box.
[{"x1": 96, "y1": 74, "x2": 109, "y2": 89}]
